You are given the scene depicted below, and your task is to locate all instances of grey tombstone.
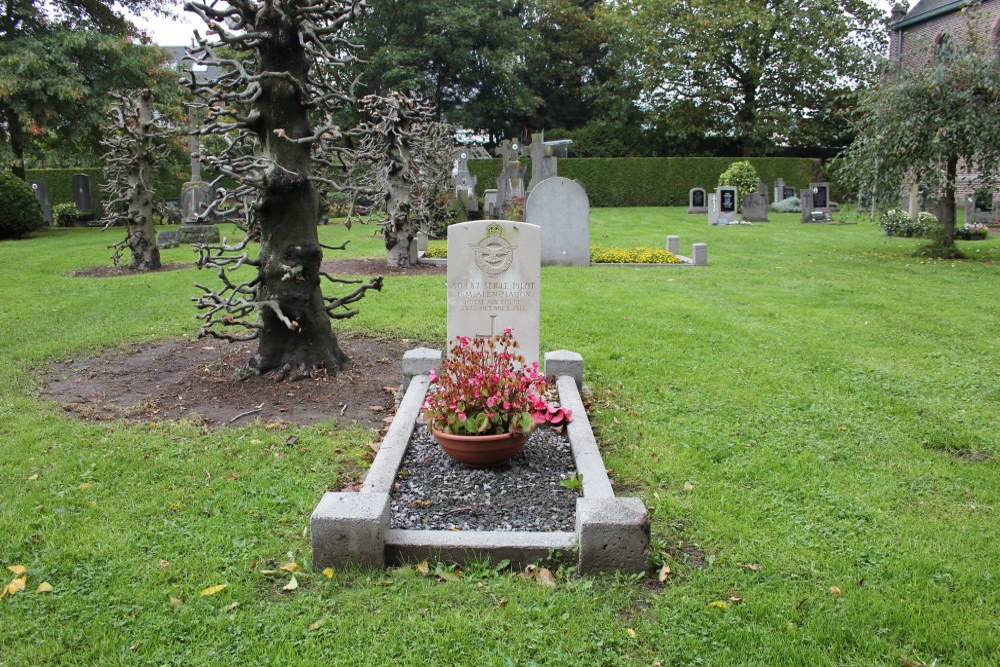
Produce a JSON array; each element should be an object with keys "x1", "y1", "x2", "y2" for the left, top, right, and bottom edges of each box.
[
  {"x1": 157, "y1": 230, "x2": 180, "y2": 249},
  {"x1": 453, "y1": 149, "x2": 478, "y2": 212},
  {"x1": 415, "y1": 231, "x2": 429, "y2": 253},
  {"x1": 774, "y1": 178, "x2": 785, "y2": 203},
  {"x1": 687, "y1": 187, "x2": 707, "y2": 214},
  {"x1": 71, "y1": 174, "x2": 93, "y2": 213},
  {"x1": 484, "y1": 189, "x2": 498, "y2": 217},
  {"x1": 717, "y1": 187, "x2": 738, "y2": 224},
  {"x1": 707, "y1": 193, "x2": 719, "y2": 225},
  {"x1": 30, "y1": 181, "x2": 52, "y2": 225},
  {"x1": 756, "y1": 181, "x2": 769, "y2": 205},
  {"x1": 447, "y1": 220, "x2": 541, "y2": 365},
  {"x1": 526, "y1": 133, "x2": 558, "y2": 192},
  {"x1": 800, "y1": 189, "x2": 826, "y2": 222},
  {"x1": 742, "y1": 194, "x2": 769, "y2": 222},
  {"x1": 176, "y1": 225, "x2": 221, "y2": 244},
  {"x1": 181, "y1": 181, "x2": 211, "y2": 224},
  {"x1": 493, "y1": 139, "x2": 527, "y2": 218},
  {"x1": 809, "y1": 182, "x2": 831, "y2": 215},
  {"x1": 524, "y1": 176, "x2": 590, "y2": 267},
  {"x1": 666, "y1": 235, "x2": 680, "y2": 253}
]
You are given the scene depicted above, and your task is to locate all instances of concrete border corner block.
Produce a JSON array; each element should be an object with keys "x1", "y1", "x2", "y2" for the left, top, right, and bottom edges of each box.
[
  {"x1": 692, "y1": 243, "x2": 708, "y2": 266},
  {"x1": 311, "y1": 491, "x2": 390, "y2": 569},
  {"x1": 576, "y1": 497, "x2": 650, "y2": 575},
  {"x1": 402, "y1": 348, "x2": 441, "y2": 390},
  {"x1": 545, "y1": 350, "x2": 584, "y2": 388}
]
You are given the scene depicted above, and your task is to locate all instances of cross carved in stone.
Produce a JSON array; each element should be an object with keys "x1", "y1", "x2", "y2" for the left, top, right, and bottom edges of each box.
[{"x1": 476, "y1": 314, "x2": 499, "y2": 339}]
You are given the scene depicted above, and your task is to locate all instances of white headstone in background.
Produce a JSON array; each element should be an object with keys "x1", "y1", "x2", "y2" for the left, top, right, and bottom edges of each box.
[
  {"x1": 447, "y1": 220, "x2": 541, "y2": 365},
  {"x1": 707, "y1": 193, "x2": 719, "y2": 225},
  {"x1": 524, "y1": 176, "x2": 590, "y2": 267}
]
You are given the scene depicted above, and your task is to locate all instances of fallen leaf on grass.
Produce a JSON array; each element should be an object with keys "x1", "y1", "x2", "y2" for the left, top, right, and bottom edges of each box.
[
  {"x1": 26, "y1": 474, "x2": 38, "y2": 482},
  {"x1": 727, "y1": 590, "x2": 743, "y2": 604},
  {"x1": 897, "y1": 657, "x2": 929, "y2": 667},
  {"x1": 199, "y1": 584, "x2": 227, "y2": 596},
  {"x1": 683, "y1": 481, "x2": 694, "y2": 492},
  {"x1": 283, "y1": 576, "x2": 299, "y2": 591},
  {"x1": 169, "y1": 596, "x2": 183, "y2": 608},
  {"x1": 415, "y1": 560, "x2": 430, "y2": 576},
  {"x1": 735, "y1": 563, "x2": 762, "y2": 571},
  {"x1": 708, "y1": 601, "x2": 729, "y2": 610},
  {"x1": 223, "y1": 602, "x2": 239, "y2": 611},
  {"x1": 129, "y1": 642, "x2": 139, "y2": 652},
  {"x1": 7, "y1": 565, "x2": 27, "y2": 575},
  {"x1": 307, "y1": 619, "x2": 324, "y2": 631},
  {"x1": 434, "y1": 564, "x2": 461, "y2": 582},
  {"x1": 322, "y1": 568, "x2": 334, "y2": 579},
  {"x1": 830, "y1": 586, "x2": 842, "y2": 596},
  {"x1": 415, "y1": 608, "x2": 427, "y2": 617},
  {"x1": 494, "y1": 598, "x2": 508, "y2": 609},
  {"x1": 535, "y1": 567, "x2": 557, "y2": 587},
  {"x1": 158, "y1": 560, "x2": 170, "y2": 570},
  {"x1": 626, "y1": 628, "x2": 637, "y2": 639},
  {"x1": 36, "y1": 582, "x2": 54, "y2": 593},
  {"x1": 658, "y1": 564, "x2": 671, "y2": 582},
  {"x1": 79, "y1": 483, "x2": 93, "y2": 490},
  {"x1": 280, "y1": 562, "x2": 299, "y2": 573}
]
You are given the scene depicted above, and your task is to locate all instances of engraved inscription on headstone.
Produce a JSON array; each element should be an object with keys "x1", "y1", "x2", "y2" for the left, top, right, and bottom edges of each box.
[
  {"x1": 447, "y1": 220, "x2": 541, "y2": 365},
  {"x1": 688, "y1": 187, "x2": 707, "y2": 214}
]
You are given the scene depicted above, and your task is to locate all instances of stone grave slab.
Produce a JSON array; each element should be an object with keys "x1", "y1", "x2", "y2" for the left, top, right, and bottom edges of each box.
[
  {"x1": 687, "y1": 187, "x2": 707, "y2": 214},
  {"x1": 72, "y1": 174, "x2": 93, "y2": 213},
  {"x1": 30, "y1": 181, "x2": 52, "y2": 225},
  {"x1": 742, "y1": 194, "x2": 769, "y2": 222}
]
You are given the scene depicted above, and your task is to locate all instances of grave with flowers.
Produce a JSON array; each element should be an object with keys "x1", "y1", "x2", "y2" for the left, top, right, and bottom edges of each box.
[{"x1": 311, "y1": 220, "x2": 649, "y2": 573}]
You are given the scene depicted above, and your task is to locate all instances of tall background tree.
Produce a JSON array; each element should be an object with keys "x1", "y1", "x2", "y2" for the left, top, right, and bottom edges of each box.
[
  {"x1": 834, "y1": 35, "x2": 1000, "y2": 257},
  {"x1": 0, "y1": 0, "x2": 174, "y2": 178},
  {"x1": 606, "y1": 0, "x2": 885, "y2": 156},
  {"x1": 185, "y1": 0, "x2": 382, "y2": 379}
]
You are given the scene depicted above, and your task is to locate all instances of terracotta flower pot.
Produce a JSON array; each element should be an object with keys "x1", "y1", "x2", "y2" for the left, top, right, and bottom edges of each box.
[{"x1": 431, "y1": 428, "x2": 528, "y2": 468}]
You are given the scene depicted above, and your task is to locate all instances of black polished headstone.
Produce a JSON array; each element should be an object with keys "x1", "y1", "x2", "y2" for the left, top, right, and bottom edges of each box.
[{"x1": 72, "y1": 174, "x2": 93, "y2": 212}]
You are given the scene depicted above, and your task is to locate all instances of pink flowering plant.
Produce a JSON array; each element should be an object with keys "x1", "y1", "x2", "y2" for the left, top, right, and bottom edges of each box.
[{"x1": 422, "y1": 330, "x2": 572, "y2": 436}]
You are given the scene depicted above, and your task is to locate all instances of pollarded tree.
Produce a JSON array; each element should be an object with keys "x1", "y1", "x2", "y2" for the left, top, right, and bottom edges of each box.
[
  {"x1": 100, "y1": 89, "x2": 172, "y2": 271},
  {"x1": 354, "y1": 91, "x2": 455, "y2": 267},
  {"x1": 607, "y1": 0, "x2": 884, "y2": 156},
  {"x1": 834, "y1": 36, "x2": 1000, "y2": 256},
  {"x1": 184, "y1": 0, "x2": 383, "y2": 379}
]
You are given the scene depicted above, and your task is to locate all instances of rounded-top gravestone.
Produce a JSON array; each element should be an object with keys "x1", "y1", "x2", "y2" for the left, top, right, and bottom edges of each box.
[{"x1": 524, "y1": 176, "x2": 590, "y2": 267}]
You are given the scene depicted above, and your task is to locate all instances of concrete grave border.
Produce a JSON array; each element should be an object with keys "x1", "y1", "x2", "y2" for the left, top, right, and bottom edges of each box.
[{"x1": 312, "y1": 349, "x2": 650, "y2": 574}]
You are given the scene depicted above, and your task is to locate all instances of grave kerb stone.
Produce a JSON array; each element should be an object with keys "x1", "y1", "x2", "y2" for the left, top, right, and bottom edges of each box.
[{"x1": 666, "y1": 235, "x2": 680, "y2": 254}]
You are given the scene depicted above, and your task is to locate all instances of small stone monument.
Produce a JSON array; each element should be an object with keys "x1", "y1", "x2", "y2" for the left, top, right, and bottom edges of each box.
[
  {"x1": 526, "y1": 132, "x2": 558, "y2": 192},
  {"x1": 809, "y1": 182, "x2": 832, "y2": 217},
  {"x1": 453, "y1": 149, "x2": 478, "y2": 212},
  {"x1": 800, "y1": 189, "x2": 826, "y2": 222},
  {"x1": 30, "y1": 181, "x2": 52, "y2": 225},
  {"x1": 742, "y1": 194, "x2": 769, "y2": 222},
  {"x1": 71, "y1": 174, "x2": 93, "y2": 213},
  {"x1": 716, "y1": 187, "x2": 738, "y2": 224},
  {"x1": 783, "y1": 185, "x2": 796, "y2": 200},
  {"x1": 707, "y1": 193, "x2": 719, "y2": 225},
  {"x1": 181, "y1": 181, "x2": 211, "y2": 224},
  {"x1": 493, "y1": 139, "x2": 527, "y2": 218},
  {"x1": 524, "y1": 176, "x2": 590, "y2": 267},
  {"x1": 774, "y1": 178, "x2": 785, "y2": 203},
  {"x1": 687, "y1": 187, "x2": 707, "y2": 214},
  {"x1": 447, "y1": 220, "x2": 541, "y2": 365},
  {"x1": 484, "y1": 189, "x2": 498, "y2": 216},
  {"x1": 756, "y1": 181, "x2": 769, "y2": 205}
]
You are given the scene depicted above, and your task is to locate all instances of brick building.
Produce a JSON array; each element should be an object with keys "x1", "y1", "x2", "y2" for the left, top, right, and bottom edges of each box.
[{"x1": 887, "y1": 1, "x2": 1000, "y2": 208}]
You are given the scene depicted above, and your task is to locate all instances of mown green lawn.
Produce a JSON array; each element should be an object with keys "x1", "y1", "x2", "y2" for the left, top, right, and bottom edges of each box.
[{"x1": 1, "y1": 210, "x2": 997, "y2": 666}]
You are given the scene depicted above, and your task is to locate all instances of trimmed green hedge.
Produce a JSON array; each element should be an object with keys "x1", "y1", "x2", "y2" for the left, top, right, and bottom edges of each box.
[
  {"x1": 468, "y1": 157, "x2": 821, "y2": 207},
  {"x1": 24, "y1": 166, "x2": 188, "y2": 209}
]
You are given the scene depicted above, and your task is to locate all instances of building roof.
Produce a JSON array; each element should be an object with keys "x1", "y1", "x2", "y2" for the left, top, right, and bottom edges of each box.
[{"x1": 892, "y1": 1, "x2": 972, "y2": 29}]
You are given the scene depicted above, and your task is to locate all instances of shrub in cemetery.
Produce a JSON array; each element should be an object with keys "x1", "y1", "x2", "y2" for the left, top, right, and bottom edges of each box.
[
  {"x1": 184, "y1": 0, "x2": 382, "y2": 378},
  {"x1": 878, "y1": 209, "x2": 942, "y2": 239},
  {"x1": 0, "y1": 170, "x2": 43, "y2": 239},
  {"x1": 954, "y1": 223, "x2": 989, "y2": 241},
  {"x1": 52, "y1": 203, "x2": 93, "y2": 228},
  {"x1": 771, "y1": 197, "x2": 801, "y2": 213},
  {"x1": 718, "y1": 161, "x2": 759, "y2": 210}
]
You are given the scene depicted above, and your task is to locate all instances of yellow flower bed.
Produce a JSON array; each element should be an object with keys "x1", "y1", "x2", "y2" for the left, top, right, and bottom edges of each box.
[
  {"x1": 590, "y1": 246, "x2": 682, "y2": 264},
  {"x1": 422, "y1": 244, "x2": 682, "y2": 264}
]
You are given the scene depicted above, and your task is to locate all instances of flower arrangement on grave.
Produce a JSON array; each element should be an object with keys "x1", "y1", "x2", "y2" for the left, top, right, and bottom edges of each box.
[{"x1": 422, "y1": 330, "x2": 572, "y2": 438}]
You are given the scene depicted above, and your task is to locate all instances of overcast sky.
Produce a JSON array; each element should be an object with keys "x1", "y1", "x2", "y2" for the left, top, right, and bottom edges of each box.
[{"x1": 134, "y1": 1, "x2": 902, "y2": 47}]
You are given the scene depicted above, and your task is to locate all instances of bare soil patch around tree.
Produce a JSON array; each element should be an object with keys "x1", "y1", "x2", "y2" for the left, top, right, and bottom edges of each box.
[
  {"x1": 68, "y1": 263, "x2": 195, "y2": 278},
  {"x1": 41, "y1": 334, "x2": 421, "y2": 430},
  {"x1": 321, "y1": 257, "x2": 446, "y2": 276}
]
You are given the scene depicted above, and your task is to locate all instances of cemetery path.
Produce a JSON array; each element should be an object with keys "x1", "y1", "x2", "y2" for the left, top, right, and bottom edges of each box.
[
  {"x1": 68, "y1": 262, "x2": 194, "y2": 278},
  {"x1": 41, "y1": 334, "x2": 416, "y2": 430}
]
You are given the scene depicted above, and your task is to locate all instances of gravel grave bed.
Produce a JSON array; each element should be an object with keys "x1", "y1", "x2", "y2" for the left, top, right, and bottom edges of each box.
[{"x1": 390, "y1": 426, "x2": 578, "y2": 532}]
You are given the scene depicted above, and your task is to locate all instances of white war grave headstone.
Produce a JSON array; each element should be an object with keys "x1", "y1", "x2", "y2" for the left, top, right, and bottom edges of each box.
[
  {"x1": 447, "y1": 220, "x2": 541, "y2": 365},
  {"x1": 524, "y1": 176, "x2": 590, "y2": 266}
]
